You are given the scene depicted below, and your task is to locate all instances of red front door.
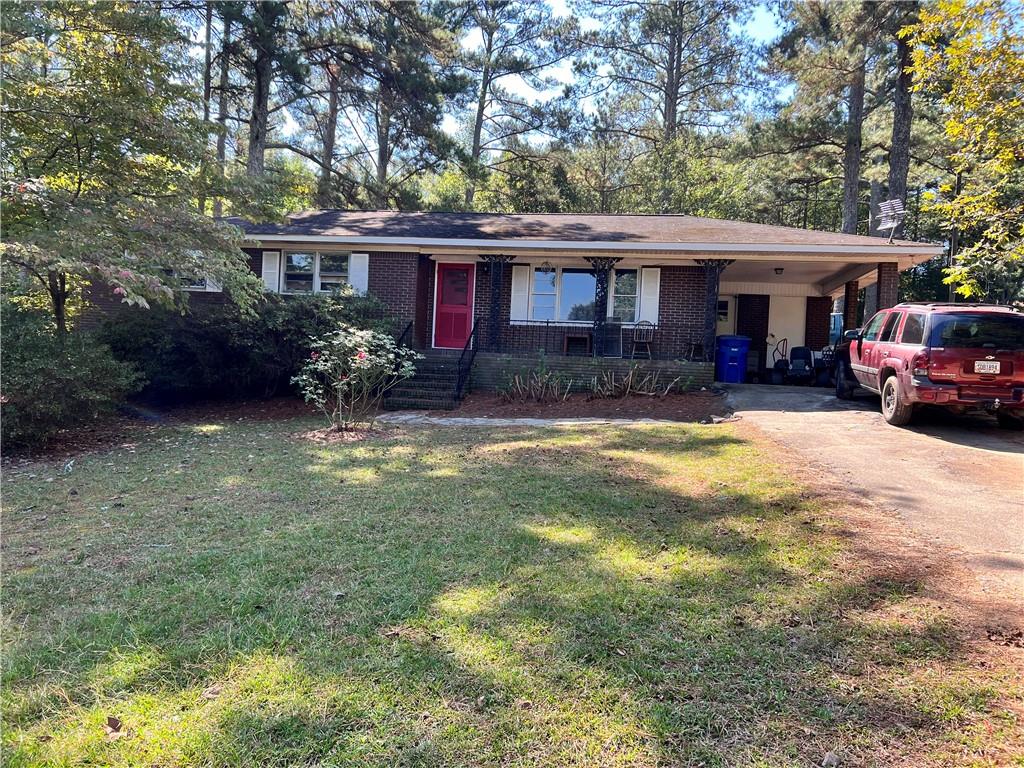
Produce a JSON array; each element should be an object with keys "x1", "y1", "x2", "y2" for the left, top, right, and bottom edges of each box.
[{"x1": 434, "y1": 263, "x2": 475, "y2": 348}]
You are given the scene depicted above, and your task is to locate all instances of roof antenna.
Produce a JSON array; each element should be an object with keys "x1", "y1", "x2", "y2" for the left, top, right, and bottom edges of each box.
[{"x1": 877, "y1": 199, "x2": 907, "y2": 244}]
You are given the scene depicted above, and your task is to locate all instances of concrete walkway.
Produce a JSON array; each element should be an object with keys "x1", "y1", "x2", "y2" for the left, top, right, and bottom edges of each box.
[
  {"x1": 725, "y1": 384, "x2": 1024, "y2": 601},
  {"x1": 378, "y1": 413, "x2": 689, "y2": 427}
]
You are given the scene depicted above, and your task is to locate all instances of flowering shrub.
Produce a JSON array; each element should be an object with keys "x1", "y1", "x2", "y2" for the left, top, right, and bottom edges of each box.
[{"x1": 292, "y1": 326, "x2": 419, "y2": 430}]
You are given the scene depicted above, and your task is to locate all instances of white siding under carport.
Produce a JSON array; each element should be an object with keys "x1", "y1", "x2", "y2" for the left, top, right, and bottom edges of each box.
[{"x1": 766, "y1": 295, "x2": 807, "y2": 362}]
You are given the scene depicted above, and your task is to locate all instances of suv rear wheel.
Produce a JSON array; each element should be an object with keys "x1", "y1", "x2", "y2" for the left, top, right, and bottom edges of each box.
[{"x1": 881, "y1": 375, "x2": 914, "y2": 426}]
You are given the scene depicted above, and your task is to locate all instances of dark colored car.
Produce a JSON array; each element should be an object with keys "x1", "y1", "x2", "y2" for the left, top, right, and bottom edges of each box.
[{"x1": 835, "y1": 303, "x2": 1024, "y2": 428}]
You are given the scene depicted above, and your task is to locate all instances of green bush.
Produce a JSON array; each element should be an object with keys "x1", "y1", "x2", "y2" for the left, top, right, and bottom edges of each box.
[
  {"x1": 1, "y1": 304, "x2": 141, "y2": 447},
  {"x1": 98, "y1": 292, "x2": 395, "y2": 402}
]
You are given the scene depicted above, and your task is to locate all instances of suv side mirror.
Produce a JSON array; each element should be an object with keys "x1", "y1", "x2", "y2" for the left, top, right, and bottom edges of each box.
[{"x1": 843, "y1": 329, "x2": 861, "y2": 341}]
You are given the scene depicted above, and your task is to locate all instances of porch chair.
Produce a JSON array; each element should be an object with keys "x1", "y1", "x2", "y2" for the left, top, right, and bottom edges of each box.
[
  {"x1": 787, "y1": 346, "x2": 814, "y2": 385},
  {"x1": 629, "y1": 321, "x2": 656, "y2": 359}
]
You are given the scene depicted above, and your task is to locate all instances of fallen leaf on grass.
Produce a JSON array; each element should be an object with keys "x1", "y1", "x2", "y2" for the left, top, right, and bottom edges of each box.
[
  {"x1": 103, "y1": 715, "x2": 125, "y2": 740},
  {"x1": 200, "y1": 683, "x2": 223, "y2": 700}
]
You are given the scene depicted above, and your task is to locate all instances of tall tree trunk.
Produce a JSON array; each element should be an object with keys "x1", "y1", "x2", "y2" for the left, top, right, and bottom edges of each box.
[
  {"x1": 869, "y1": 155, "x2": 885, "y2": 236},
  {"x1": 841, "y1": 54, "x2": 866, "y2": 235},
  {"x1": 374, "y1": 98, "x2": 392, "y2": 208},
  {"x1": 198, "y1": 0, "x2": 213, "y2": 214},
  {"x1": 246, "y1": 4, "x2": 273, "y2": 177},
  {"x1": 663, "y1": 2, "x2": 681, "y2": 143},
  {"x1": 466, "y1": 26, "x2": 494, "y2": 208},
  {"x1": 212, "y1": 13, "x2": 231, "y2": 217},
  {"x1": 315, "y1": 65, "x2": 340, "y2": 208},
  {"x1": 887, "y1": 30, "x2": 914, "y2": 239},
  {"x1": 48, "y1": 271, "x2": 68, "y2": 340}
]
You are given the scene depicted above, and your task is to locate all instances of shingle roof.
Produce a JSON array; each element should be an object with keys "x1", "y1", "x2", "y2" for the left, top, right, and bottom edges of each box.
[{"x1": 228, "y1": 210, "x2": 931, "y2": 249}]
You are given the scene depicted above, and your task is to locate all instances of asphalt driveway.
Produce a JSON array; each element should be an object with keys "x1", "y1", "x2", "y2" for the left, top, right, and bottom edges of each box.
[{"x1": 726, "y1": 384, "x2": 1024, "y2": 602}]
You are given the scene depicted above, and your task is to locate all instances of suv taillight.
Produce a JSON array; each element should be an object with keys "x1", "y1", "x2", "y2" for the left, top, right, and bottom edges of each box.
[{"x1": 911, "y1": 350, "x2": 930, "y2": 377}]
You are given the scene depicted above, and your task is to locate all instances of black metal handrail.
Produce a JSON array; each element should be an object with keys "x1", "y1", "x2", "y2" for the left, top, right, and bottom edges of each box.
[
  {"x1": 455, "y1": 318, "x2": 479, "y2": 399},
  {"x1": 395, "y1": 319, "x2": 413, "y2": 348}
]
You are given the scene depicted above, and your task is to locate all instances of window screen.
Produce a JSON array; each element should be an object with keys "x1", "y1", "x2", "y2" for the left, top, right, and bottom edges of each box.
[
  {"x1": 318, "y1": 253, "x2": 349, "y2": 292},
  {"x1": 613, "y1": 270, "x2": 638, "y2": 322},
  {"x1": 283, "y1": 252, "x2": 315, "y2": 293},
  {"x1": 531, "y1": 269, "x2": 556, "y2": 320}
]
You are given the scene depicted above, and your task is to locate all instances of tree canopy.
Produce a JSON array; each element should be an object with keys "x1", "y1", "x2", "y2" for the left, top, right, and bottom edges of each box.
[{"x1": 3, "y1": 0, "x2": 1021, "y2": 312}]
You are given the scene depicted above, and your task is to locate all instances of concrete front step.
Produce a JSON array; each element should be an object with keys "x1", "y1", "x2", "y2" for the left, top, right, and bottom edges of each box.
[
  {"x1": 388, "y1": 384, "x2": 455, "y2": 398},
  {"x1": 384, "y1": 396, "x2": 456, "y2": 411},
  {"x1": 392, "y1": 382, "x2": 455, "y2": 395},
  {"x1": 405, "y1": 371, "x2": 457, "y2": 382},
  {"x1": 411, "y1": 364, "x2": 459, "y2": 375}
]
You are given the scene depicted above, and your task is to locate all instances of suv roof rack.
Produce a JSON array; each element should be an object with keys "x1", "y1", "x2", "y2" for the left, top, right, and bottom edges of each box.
[{"x1": 895, "y1": 301, "x2": 1014, "y2": 310}]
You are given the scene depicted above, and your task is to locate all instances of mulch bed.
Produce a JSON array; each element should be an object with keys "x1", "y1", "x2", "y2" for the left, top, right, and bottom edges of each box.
[
  {"x1": 2, "y1": 396, "x2": 317, "y2": 465},
  {"x1": 433, "y1": 390, "x2": 730, "y2": 422}
]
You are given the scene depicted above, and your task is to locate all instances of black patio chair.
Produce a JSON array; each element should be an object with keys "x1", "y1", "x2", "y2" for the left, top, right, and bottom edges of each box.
[{"x1": 629, "y1": 321, "x2": 655, "y2": 359}]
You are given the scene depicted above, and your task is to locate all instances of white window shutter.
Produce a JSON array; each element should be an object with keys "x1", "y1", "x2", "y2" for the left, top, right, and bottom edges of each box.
[
  {"x1": 261, "y1": 251, "x2": 281, "y2": 292},
  {"x1": 510, "y1": 264, "x2": 530, "y2": 320},
  {"x1": 349, "y1": 253, "x2": 369, "y2": 294},
  {"x1": 639, "y1": 267, "x2": 661, "y2": 324}
]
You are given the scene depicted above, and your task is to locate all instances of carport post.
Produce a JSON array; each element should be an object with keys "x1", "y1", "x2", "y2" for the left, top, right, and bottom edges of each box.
[
  {"x1": 876, "y1": 262, "x2": 899, "y2": 309},
  {"x1": 843, "y1": 280, "x2": 859, "y2": 332}
]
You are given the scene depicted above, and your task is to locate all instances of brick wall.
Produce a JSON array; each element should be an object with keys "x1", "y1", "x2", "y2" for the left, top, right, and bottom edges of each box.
[
  {"x1": 656, "y1": 266, "x2": 707, "y2": 358},
  {"x1": 804, "y1": 296, "x2": 833, "y2": 350},
  {"x1": 366, "y1": 251, "x2": 419, "y2": 329},
  {"x1": 876, "y1": 262, "x2": 899, "y2": 309},
  {"x1": 736, "y1": 294, "x2": 770, "y2": 373},
  {"x1": 77, "y1": 249, "x2": 262, "y2": 331},
  {"x1": 470, "y1": 352, "x2": 714, "y2": 393}
]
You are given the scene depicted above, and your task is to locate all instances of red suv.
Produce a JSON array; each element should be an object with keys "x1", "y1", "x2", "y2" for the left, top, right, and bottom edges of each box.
[{"x1": 835, "y1": 303, "x2": 1024, "y2": 428}]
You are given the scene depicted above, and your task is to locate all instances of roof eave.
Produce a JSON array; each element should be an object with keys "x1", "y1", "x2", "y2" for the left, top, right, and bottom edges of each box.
[{"x1": 243, "y1": 233, "x2": 943, "y2": 258}]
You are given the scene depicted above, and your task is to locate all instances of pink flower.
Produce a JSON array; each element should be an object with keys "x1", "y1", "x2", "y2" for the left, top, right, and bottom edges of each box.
[
  {"x1": 356, "y1": 351, "x2": 368, "y2": 360},
  {"x1": 113, "y1": 286, "x2": 126, "y2": 296},
  {"x1": 310, "y1": 352, "x2": 319, "y2": 360},
  {"x1": 119, "y1": 270, "x2": 132, "y2": 279}
]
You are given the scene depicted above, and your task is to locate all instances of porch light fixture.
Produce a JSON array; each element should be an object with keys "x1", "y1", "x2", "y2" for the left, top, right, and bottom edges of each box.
[
  {"x1": 774, "y1": 267, "x2": 784, "y2": 275},
  {"x1": 538, "y1": 260, "x2": 554, "y2": 275}
]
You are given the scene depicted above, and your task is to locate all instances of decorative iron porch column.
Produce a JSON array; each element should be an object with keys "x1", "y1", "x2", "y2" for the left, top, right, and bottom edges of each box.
[
  {"x1": 585, "y1": 256, "x2": 620, "y2": 356},
  {"x1": 480, "y1": 254, "x2": 514, "y2": 351},
  {"x1": 696, "y1": 259, "x2": 733, "y2": 362}
]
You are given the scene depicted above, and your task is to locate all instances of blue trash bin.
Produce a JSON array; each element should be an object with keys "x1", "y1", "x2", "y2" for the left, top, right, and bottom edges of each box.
[{"x1": 715, "y1": 335, "x2": 751, "y2": 383}]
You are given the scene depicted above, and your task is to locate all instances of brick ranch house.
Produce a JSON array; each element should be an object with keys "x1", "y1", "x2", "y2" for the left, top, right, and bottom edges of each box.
[{"x1": 91, "y1": 210, "x2": 944, "y2": 408}]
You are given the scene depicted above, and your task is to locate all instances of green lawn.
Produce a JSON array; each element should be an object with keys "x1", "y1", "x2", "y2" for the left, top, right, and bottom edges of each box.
[{"x1": 2, "y1": 414, "x2": 1020, "y2": 767}]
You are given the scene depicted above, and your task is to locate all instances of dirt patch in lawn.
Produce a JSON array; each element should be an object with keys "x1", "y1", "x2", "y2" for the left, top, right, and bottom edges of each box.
[
  {"x1": 296, "y1": 423, "x2": 398, "y2": 445},
  {"x1": 436, "y1": 389, "x2": 730, "y2": 421}
]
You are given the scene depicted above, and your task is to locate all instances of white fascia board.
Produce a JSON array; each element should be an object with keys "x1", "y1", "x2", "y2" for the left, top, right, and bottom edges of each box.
[{"x1": 244, "y1": 233, "x2": 942, "y2": 258}]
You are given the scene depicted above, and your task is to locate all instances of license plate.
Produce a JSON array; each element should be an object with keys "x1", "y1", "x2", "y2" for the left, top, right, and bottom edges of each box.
[{"x1": 974, "y1": 360, "x2": 1000, "y2": 374}]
